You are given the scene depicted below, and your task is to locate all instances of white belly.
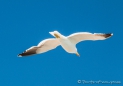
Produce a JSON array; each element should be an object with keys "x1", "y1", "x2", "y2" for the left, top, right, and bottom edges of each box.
[{"x1": 59, "y1": 38, "x2": 77, "y2": 53}]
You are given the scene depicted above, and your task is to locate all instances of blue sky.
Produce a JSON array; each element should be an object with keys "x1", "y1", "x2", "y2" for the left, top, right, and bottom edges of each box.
[{"x1": 0, "y1": 0, "x2": 123, "y2": 86}]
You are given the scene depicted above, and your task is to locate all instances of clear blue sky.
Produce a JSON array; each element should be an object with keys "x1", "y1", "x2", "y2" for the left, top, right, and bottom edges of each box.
[{"x1": 0, "y1": 0, "x2": 123, "y2": 86}]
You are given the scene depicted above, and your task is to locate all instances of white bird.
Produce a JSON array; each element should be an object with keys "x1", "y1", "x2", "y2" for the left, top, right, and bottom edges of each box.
[{"x1": 18, "y1": 31, "x2": 113, "y2": 57}]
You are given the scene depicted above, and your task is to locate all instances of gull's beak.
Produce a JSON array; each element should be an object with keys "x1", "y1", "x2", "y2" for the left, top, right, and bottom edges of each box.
[
  {"x1": 54, "y1": 34, "x2": 60, "y2": 38},
  {"x1": 49, "y1": 32, "x2": 60, "y2": 38}
]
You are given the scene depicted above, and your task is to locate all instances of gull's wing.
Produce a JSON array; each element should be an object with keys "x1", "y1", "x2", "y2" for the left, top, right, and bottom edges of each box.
[
  {"x1": 18, "y1": 38, "x2": 60, "y2": 57},
  {"x1": 68, "y1": 32, "x2": 113, "y2": 44}
]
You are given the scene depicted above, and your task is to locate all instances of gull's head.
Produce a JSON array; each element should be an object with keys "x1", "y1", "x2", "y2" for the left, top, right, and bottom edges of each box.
[
  {"x1": 49, "y1": 30, "x2": 59, "y2": 34},
  {"x1": 49, "y1": 30, "x2": 61, "y2": 38}
]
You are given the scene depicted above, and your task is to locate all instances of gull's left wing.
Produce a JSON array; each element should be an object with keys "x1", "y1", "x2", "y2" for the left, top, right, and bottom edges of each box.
[{"x1": 18, "y1": 38, "x2": 60, "y2": 57}]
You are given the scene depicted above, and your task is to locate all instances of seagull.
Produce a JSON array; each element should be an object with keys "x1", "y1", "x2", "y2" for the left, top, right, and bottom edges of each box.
[{"x1": 18, "y1": 31, "x2": 113, "y2": 57}]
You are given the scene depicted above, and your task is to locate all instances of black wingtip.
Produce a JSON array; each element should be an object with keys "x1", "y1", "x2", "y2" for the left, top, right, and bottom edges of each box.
[
  {"x1": 17, "y1": 54, "x2": 22, "y2": 57},
  {"x1": 104, "y1": 33, "x2": 113, "y2": 38},
  {"x1": 17, "y1": 50, "x2": 36, "y2": 57}
]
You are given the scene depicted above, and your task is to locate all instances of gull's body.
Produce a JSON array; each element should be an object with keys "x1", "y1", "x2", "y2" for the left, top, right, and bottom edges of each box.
[
  {"x1": 18, "y1": 31, "x2": 113, "y2": 57},
  {"x1": 57, "y1": 37, "x2": 77, "y2": 53}
]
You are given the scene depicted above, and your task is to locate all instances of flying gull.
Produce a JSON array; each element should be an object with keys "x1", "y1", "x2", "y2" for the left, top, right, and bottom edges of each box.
[{"x1": 18, "y1": 31, "x2": 113, "y2": 57}]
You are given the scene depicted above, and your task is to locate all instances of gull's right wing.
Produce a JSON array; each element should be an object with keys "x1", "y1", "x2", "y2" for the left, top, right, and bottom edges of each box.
[{"x1": 68, "y1": 32, "x2": 113, "y2": 44}]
